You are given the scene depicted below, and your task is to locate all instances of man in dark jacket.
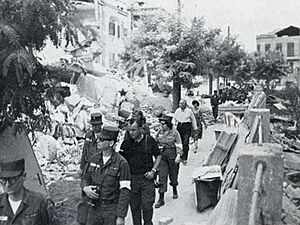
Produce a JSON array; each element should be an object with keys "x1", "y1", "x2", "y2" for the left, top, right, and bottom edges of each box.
[
  {"x1": 210, "y1": 90, "x2": 221, "y2": 121},
  {"x1": 0, "y1": 158, "x2": 59, "y2": 225},
  {"x1": 79, "y1": 125, "x2": 131, "y2": 225},
  {"x1": 120, "y1": 118, "x2": 161, "y2": 225}
]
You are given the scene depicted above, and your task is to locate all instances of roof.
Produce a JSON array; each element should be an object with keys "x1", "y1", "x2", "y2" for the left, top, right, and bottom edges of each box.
[
  {"x1": 275, "y1": 25, "x2": 300, "y2": 37},
  {"x1": 257, "y1": 25, "x2": 300, "y2": 40}
]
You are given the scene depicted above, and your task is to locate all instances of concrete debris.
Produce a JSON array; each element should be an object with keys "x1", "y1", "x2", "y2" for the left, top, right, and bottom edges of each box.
[
  {"x1": 282, "y1": 194, "x2": 300, "y2": 225},
  {"x1": 285, "y1": 185, "x2": 300, "y2": 200},
  {"x1": 282, "y1": 152, "x2": 300, "y2": 224},
  {"x1": 158, "y1": 217, "x2": 173, "y2": 225}
]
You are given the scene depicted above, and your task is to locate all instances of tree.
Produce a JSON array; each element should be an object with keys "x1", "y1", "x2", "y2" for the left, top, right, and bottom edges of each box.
[
  {"x1": 252, "y1": 50, "x2": 287, "y2": 93},
  {"x1": 232, "y1": 55, "x2": 253, "y2": 85},
  {"x1": 163, "y1": 18, "x2": 220, "y2": 110},
  {"x1": 0, "y1": 0, "x2": 83, "y2": 133},
  {"x1": 210, "y1": 37, "x2": 246, "y2": 92},
  {"x1": 121, "y1": 14, "x2": 220, "y2": 110}
]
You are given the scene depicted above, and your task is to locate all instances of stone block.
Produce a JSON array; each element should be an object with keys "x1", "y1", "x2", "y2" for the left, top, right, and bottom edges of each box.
[
  {"x1": 237, "y1": 143, "x2": 283, "y2": 225},
  {"x1": 158, "y1": 217, "x2": 173, "y2": 225}
]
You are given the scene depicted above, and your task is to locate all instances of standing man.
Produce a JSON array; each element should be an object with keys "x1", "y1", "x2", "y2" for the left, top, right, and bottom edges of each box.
[
  {"x1": 0, "y1": 158, "x2": 59, "y2": 225},
  {"x1": 80, "y1": 112, "x2": 103, "y2": 172},
  {"x1": 79, "y1": 125, "x2": 131, "y2": 225},
  {"x1": 173, "y1": 99, "x2": 197, "y2": 165},
  {"x1": 210, "y1": 90, "x2": 221, "y2": 121},
  {"x1": 120, "y1": 118, "x2": 161, "y2": 225}
]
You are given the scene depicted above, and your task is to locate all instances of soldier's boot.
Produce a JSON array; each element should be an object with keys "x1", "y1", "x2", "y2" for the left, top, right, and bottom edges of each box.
[{"x1": 154, "y1": 193, "x2": 165, "y2": 208}]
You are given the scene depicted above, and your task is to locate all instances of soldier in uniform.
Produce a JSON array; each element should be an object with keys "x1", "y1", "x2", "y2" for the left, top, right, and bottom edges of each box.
[
  {"x1": 80, "y1": 112, "x2": 103, "y2": 172},
  {"x1": 154, "y1": 114, "x2": 183, "y2": 208},
  {"x1": 78, "y1": 125, "x2": 131, "y2": 225},
  {"x1": 0, "y1": 158, "x2": 59, "y2": 225}
]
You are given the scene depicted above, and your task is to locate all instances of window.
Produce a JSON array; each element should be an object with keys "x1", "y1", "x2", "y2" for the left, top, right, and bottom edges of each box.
[
  {"x1": 289, "y1": 61, "x2": 294, "y2": 73},
  {"x1": 109, "y1": 22, "x2": 115, "y2": 36},
  {"x1": 109, "y1": 53, "x2": 116, "y2": 68},
  {"x1": 123, "y1": 28, "x2": 128, "y2": 37},
  {"x1": 117, "y1": 25, "x2": 120, "y2": 38},
  {"x1": 109, "y1": 16, "x2": 119, "y2": 37},
  {"x1": 276, "y1": 43, "x2": 282, "y2": 52},
  {"x1": 287, "y1": 42, "x2": 295, "y2": 57},
  {"x1": 265, "y1": 44, "x2": 271, "y2": 52},
  {"x1": 257, "y1": 44, "x2": 260, "y2": 52},
  {"x1": 133, "y1": 15, "x2": 140, "y2": 21}
]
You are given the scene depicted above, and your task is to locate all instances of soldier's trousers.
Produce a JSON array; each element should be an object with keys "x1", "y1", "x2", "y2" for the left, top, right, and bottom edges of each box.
[
  {"x1": 130, "y1": 175, "x2": 155, "y2": 225},
  {"x1": 85, "y1": 203, "x2": 117, "y2": 225},
  {"x1": 158, "y1": 153, "x2": 179, "y2": 193}
]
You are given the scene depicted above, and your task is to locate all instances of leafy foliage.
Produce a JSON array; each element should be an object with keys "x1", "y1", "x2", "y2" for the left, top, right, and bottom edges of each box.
[
  {"x1": 252, "y1": 50, "x2": 287, "y2": 92},
  {"x1": 0, "y1": 0, "x2": 81, "y2": 133},
  {"x1": 211, "y1": 38, "x2": 246, "y2": 80},
  {"x1": 121, "y1": 13, "x2": 221, "y2": 109},
  {"x1": 233, "y1": 56, "x2": 253, "y2": 84}
]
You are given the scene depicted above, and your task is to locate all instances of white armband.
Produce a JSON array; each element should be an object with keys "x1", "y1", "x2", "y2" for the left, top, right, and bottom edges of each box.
[
  {"x1": 120, "y1": 180, "x2": 131, "y2": 190},
  {"x1": 175, "y1": 143, "x2": 183, "y2": 149}
]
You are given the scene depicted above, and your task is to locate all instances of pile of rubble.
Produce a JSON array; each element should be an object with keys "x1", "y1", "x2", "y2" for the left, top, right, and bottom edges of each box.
[
  {"x1": 33, "y1": 132, "x2": 83, "y2": 187},
  {"x1": 267, "y1": 96, "x2": 300, "y2": 224},
  {"x1": 282, "y1": 152, "x2": 300, "y2": 224},
  {"x1": 279, "y1": 137, "x2": 300, "y2": 224},
  {"x1": 33, "y1": 95, "x2": 217, "y2": 188}
]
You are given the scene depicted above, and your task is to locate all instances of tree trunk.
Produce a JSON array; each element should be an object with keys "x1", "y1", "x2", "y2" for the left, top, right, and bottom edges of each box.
[
  {"x1": 172, "y1": 78, "x2": 181, "y2": 112},
  {"x1": 208, "y1": 73, "x2": 213, "y2": 95},
  {"x1": 216, "y1": 75, "x2": 220, "y2": 94}
]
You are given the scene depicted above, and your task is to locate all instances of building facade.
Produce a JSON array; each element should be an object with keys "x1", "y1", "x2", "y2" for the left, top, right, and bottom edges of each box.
[
  {"x1": 130, "y1": 2, "x2": 166, "y2": 30},
  {"x1": 74, "y1": 0, "x2": 131, "y2": 70},
  {"x1": 256, "y1": 26, "x2": 300, "y2": 84}
]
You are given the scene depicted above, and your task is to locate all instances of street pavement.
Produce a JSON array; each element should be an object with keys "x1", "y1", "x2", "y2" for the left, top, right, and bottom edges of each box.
[{"x1": 125, "y1": 122, "x2": 222, "y2": 225}]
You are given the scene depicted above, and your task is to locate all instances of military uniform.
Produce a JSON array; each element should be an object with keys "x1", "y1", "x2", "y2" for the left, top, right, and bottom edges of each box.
[
  {"x1": 78, "y1": 125, "x2": 130, "y2": 225},
  {"x1": 156, "y1": 128, "x2": 182, "y2": 194},
  {"x1": 80, "y1": 112, "x2": 103, "y2": 172},
  {"x1": 0, "y1": 189, "x2": 59, "y2": 225},
  {"x1": 80, "y1": 130, "x2": 98, "y2": 171},
  {"x1": 0, "y1": 158, "x2": 59, "y2": 225},
  {"x1": 80, "y1": 152, "x2": 131, "y2": 225}
]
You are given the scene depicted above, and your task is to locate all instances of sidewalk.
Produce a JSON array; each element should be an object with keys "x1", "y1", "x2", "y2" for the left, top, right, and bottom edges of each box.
[{"x1": 125, "y1": 123, "x2": 223, "y2": 225}]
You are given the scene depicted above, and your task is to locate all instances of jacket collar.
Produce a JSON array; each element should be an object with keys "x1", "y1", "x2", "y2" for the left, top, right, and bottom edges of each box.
[
  {"x1": 0, "y1": 188, "x2": 29, "y2": 217},
  {"x1": 0, "y1": 188, "x2": 30, "y2": 206}
]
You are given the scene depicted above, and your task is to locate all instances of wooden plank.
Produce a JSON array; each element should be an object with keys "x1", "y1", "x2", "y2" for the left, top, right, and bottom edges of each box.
[
  {"x1": 207, "y1": 188, "x2": 238, "y2": 225},
  {"x1": 248, "y1": 115, "x2": 260, "y2": 143},
  {"x1": 204, "y1": 131, "x2": 238, "y2": 166},
  {"x1": 220, "y1": 124, "x2": 249, "y2": 196}
]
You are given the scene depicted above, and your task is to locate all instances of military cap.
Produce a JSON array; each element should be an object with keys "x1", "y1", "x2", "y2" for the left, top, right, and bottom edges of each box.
[
  {"x1": 90, "y1": 112, "x2": 103, "y2": 125},
  {"x1": 0, "y1": 158, "x2": 25, "y2": 178},
  {"x1": 159, "y1": 113, "x2": 173, "y2": 124},
  {"x1": 98, "y1": 125, "x2": 119, "y2": 141}
]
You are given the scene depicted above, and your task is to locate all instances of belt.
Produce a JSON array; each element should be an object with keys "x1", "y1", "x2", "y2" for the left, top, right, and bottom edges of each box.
[
  {"x1": 98, "y1": 199, "x2": 118, "y2": 205},
  {"x1": 88, "y1": 198, "x2": 118, "y2": 206}
]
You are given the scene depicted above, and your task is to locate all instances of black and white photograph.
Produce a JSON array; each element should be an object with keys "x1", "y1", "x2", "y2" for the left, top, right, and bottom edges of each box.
[{"x1": 1, "y1": 0, "x2": 300, "y2": 224}]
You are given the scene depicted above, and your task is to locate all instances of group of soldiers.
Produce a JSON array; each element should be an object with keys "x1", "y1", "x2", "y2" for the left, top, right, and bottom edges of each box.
[
  {"x1": 78, "y1": 112, "x2": 161, "y2": 225},
  {"x1": 0, "y1": 102, "x2": 199, "y2": 225}
]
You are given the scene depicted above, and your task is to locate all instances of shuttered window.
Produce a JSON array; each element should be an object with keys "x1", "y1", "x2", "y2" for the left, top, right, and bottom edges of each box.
[{"x1": 287, "y1": 42, "x2": 294, "y2": 57}]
